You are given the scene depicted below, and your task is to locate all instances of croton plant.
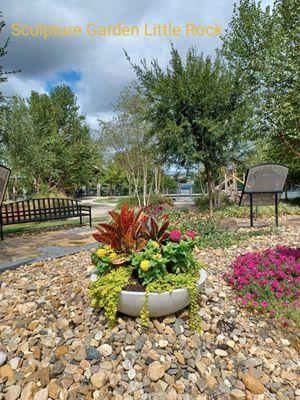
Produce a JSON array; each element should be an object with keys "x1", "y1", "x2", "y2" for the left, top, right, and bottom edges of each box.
[{"x1": 89, "y1": 204, "x2": 203, "y2": 329}]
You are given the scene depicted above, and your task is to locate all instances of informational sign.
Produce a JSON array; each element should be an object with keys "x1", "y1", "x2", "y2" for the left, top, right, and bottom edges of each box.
[
  {"x1": 240, "y1": 164, "x2": 289, "y2": 206},
  {"x1": 0, "y1": 165, "x2": 11, "y2": 206}
]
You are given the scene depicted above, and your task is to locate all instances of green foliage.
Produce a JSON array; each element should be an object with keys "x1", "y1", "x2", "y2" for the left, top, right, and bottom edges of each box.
[
  {"x1": 89, "y1": 206, "x2": 204, "y2": 330},
  {"x1": 127, "y1": 45, "x2": 250, "y2": 215},
  {"x1": 0, "y1": 13, "x2": 19, "y2": 108},
  {"x1": 194, "y1": 194, "x2": 231, "y2": 211},
  {"x1": 88, "y1": 267, "x2": 132, "y2": 327},
  {"x1": 220, "y1": 0, "x2": 300, "y2": 175},
  {"x1": 142, "y1": 272, "x2": 202, "y2": 331},
  {"x1": 213, "y1": 203, "x2": 300, "y2": 219},
  {"x1": 1, "y1": 86, "x2": 100, "y2": 195},
  {"x1": 130, "y1": 240, "x2": 168, "y2": 285},
  {"x1": 162, "y1": 239, "x2": 198, "y2": 274},
  {"x1": 116, "y1": 195, "x2": 173, "y2": 209},
  {"x1": 163, "y1": 175, "x2": 178, "y2": 193},
  {"x1": 91, "y1": 245, "x2": 124, "y2": 276},
  {"x1": 167, "y1": 210, "x2": 275, "y2": 249},
  {"x1": 98, "y1": 84, "x2": 163, "y2": 207},
  {"x1": 194, "y1": 196, "x2": 300, "y2": 219}
]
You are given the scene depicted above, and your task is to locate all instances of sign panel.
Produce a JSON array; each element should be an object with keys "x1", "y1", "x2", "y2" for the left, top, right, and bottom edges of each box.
[
  {"x1": 0, "y1": 165, "x2": 11, "y2": 206},
  {"x1": 240, "y1": 164, "x2": 289, "y2": 206}
]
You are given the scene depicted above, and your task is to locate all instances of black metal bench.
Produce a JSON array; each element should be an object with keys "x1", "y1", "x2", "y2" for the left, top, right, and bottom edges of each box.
[{"x1": 0, "y1": 197, "x2": 92, "y2": 240}]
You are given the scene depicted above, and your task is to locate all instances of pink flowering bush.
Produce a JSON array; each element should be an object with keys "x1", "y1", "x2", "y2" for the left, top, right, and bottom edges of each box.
[{"x1": 225, "y1": 246, "x2": 300, "y2": 325}]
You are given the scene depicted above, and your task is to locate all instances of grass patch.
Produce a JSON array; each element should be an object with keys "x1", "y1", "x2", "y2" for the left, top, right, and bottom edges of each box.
[
  {"x1": 194, "y1": 196, "x2": 300, "y2": 219},
  {"x1": 2, "y1": 216, "x2": 108, "y2": 236},
  {"x1": 116, "y1": 195, "x2": 173, "y2": 209}
]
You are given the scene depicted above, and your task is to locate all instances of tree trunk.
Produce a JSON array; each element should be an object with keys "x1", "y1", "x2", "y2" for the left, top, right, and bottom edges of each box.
[
  {"x1": 157, "y1": 169, "x2": 162, "y2": 194},
  {"x1": 206, "y1": 167, "x2": 214, "y2": 217},
  {"x1": 126, "y1": 172, "x2": 132, "y2": 197},
  {"x1": 143, "y1": 157, "x2": 148, "y2": 207}
]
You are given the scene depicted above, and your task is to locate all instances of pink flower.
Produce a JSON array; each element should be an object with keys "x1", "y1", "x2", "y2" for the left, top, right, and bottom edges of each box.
[
  {"x1": 261, "y1": 301, "x2": 269, "y2": 308},
  {"x1": 185, "y1": 230, "x2": 197, "y2": 239},
  {"x1": 169, "y1": 229, "x2": 182, "y2": 242}
]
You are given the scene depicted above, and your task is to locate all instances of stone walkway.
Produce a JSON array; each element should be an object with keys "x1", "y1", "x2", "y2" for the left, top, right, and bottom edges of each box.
[
  {"x1": 0, "y1": 197, "x2": 118, "y2": 272},
  {"x1": 0, "y1": 227, "x2": 97, "y2": 272}
]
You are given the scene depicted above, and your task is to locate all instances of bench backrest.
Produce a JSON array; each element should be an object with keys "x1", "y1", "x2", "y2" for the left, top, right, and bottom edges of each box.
[
  {"x1": 0, "y1": 198, "x2": 81, "y2": 224},
  {"x1": 240, "y1": 164, "x2": 289, "y2": 206}
]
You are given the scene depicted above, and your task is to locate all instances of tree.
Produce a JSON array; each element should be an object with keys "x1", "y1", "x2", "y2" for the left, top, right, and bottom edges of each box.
[
  {"x1": 99, "y1": 84, "x2": 162, "y2": 206},
  {"x1": 220, "y1": 0, "x2": 300, "y2": 163},
  {"x1": 1, "y1": 85, "x2": 101, "y2": 195},
  {"x1": 0, "y1": 12, "x2": 19, "y2": 162},
  {"x1": 127, "y1": 45, "x2": 248, "y2": 215}
]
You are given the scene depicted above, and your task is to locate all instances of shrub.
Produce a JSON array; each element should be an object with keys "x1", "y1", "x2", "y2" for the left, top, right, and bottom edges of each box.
[
  {"x1": 214, "y1": 203, "x2": 300, "y2": 219},
  {"x1": 167, "y1": 210, "x2": 273, "y2": 249},
  {"x1": 116, "y1": 195, "x2": 173, "y2": 210},
  {"x1": 162, "y1": 237, "x2": 199, "y2": 274},
  {"x1": 224, "y1": 246, "x2": 300, "y2": 327},
  {"x1": 92, "y1": 204, "x2": 147, "y2": 253}
]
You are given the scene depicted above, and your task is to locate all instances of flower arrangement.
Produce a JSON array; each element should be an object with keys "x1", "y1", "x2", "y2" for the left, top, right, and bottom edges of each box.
[
  {"x1": 88, "y1": 204, "x2": 203, "y2": 329},
  {"x1": 224, "y1": 246, "x2": 300, "y2": 326}
]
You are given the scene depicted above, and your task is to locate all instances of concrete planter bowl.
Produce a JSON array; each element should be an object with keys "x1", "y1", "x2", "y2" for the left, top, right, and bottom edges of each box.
[{"x1": 91, "y1": 269, "x2": 207, "y2": 318}]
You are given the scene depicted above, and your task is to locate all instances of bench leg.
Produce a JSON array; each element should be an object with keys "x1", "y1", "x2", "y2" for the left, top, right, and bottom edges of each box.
[
  {"x1": 0, "y1": 223, "x2": 3, "y2": 241},
  {"x1": 275, "y1": 192, "x2": 279, "y2": 227},
  {"x1": 249, "y1": 193, "x2": 254, "y2": 227},
  {"x1": 89, "y1": 209, "x2": 92, "y2": 227},
  {"x1": 79, "y1": 214, "x2": 83, "y2": 225}
]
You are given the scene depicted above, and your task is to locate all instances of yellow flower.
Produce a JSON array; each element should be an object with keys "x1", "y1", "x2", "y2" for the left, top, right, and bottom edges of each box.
[
  {"x1": 140, "y1": 260, "x2": 150, "y2": 272},
  {"x1": 109, "y1": 252, "x2": 118, "y2": 261},
  {"x1": 96, "y1": 248, "x2": 107, "y2": 258},
  {"x1": 154, "y1": 254, "x2": 162, "y2": 259},
  {"x1": 152, "y1": 241, "x2": 159, "y2": 248},
  {"x1": 105, "y1": 244, "x2": 112, "y2": 251}
]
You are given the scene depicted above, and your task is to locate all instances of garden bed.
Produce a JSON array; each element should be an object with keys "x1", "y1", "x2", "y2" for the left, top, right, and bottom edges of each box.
[{"x1": 0, "y1": 225, "x2": 299, "y2": 399}]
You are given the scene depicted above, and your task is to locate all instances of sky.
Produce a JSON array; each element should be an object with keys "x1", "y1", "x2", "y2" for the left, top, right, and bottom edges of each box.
[{"x1": 1, "y1": 0, "x2": 274, "y2": 129}]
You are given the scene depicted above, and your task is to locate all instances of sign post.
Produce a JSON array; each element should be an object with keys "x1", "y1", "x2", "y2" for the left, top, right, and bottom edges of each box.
[
  {"x1": 0, "y1": 165, "x2": 11, "y2": 241},
  {"x1": 239, "y1": 164, "x2": 289, "y2": 227},
  {"x1": 0, "y1": 165, "x2": 11, "y2": 207}
]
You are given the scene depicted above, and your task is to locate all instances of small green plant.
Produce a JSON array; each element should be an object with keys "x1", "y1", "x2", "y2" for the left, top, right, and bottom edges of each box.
[
  {"x1": 130, "y1": 240, "x2": 168, "y2": 285},
  {"x1": 142, "y1": 272, "x2": 203, "y2": 331},
  {"x1": 88, "y1": 267, "x2": 132, "y2": 327},
  {"x1": 162, "y1": 239, "x2": 198, "y2": 274},
  {"x1": 91, "y1": 245, "x2": 128, "y2": 276}
]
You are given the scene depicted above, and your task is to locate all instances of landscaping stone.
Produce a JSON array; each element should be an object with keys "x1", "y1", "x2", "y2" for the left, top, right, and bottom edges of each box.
[
  {"x1": 0, "y1": 226, "x2": 299, "y2": 398},
  {"x1": 242, "y1": 373, "x2": 265, "y2": 394},
  {"x1": 4, "y1": 385, "x2": 21, "y2": 400},
  {"x1": 90, "y1": 370, "x2": 108, "y2": 388},
  {"x1": 99, "y1": 344, "x2": 112, "y2": 357},
  {"x1": 0, "y1": 352, "x2": 7, "y2": 367},
  {"x1": 147, "y1": 361, "x2": 165, "y2": 381}
]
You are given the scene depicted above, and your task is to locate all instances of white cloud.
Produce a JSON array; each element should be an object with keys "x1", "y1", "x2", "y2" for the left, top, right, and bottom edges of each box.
[{"x1": 3, "y1": 75, "x2": 45, "y2": 98}]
